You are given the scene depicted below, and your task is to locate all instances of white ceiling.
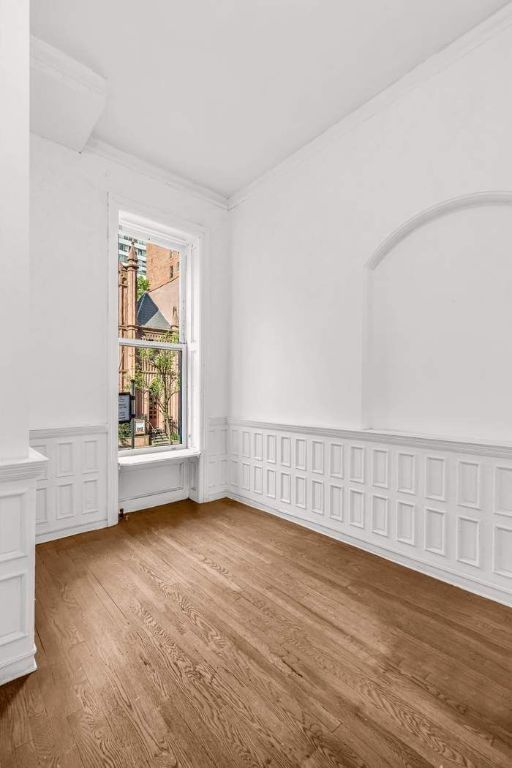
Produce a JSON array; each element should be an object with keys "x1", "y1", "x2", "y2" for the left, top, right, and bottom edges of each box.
[{"x1": 31, "y1": 0, "x2": 508, "y2": 197}]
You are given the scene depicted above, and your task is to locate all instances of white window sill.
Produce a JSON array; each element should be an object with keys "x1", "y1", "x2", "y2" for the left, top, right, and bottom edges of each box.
[{"x1": 118, "y1": 447, "x2": 200, "y2": 470}]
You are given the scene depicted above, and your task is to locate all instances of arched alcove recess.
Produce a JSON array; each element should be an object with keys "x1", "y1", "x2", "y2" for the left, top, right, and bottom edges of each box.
[{"x1": 362, "y1": 192, "x2": 512, "y2": 441}]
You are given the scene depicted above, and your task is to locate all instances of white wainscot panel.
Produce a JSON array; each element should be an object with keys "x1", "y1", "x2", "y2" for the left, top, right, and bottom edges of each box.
[
  {"x1": 31, "y1": 428, "x2": 108, "y2": 542},
  {"x1": 349, "y1": 489, "x2": 365, "y2": 529},
  {"x1": 371, "y1": 495, "x2": 389, "y2": 537},
  {"x1": 266, "y1": 468, "x2": 276, "y2": 499},
  {"x1": 396, "y1": 501, "x2": 416, "y2": 546},
  {"x1": 349, "y1": 446, "x2": 365, "y2": 483},
  {"x1": 426, "y1": 456, "x2": 447, "y2": 501},
  {"x1": 329, "y1": 443, "x2": 344, "y2": 479},
  {"x1": 230, "y1": 428, "x2": 239, "y2": 456},
  {"x1": 266, "y1": 434, "x2": 277, "y2": 464},
  {"x1": 0, "y1": 492, "x2": 26, "y2": 562},
  {"x1": 295, "y1": 475, "x2": 307, "y2": 509},
  {"x1": 457, "y1": 460, "x2": 481, "y2": 509},
  {"x1": 457, "y1": 516, "x2": 480, "y2": 567},
  {"x1": 241, "y1": 463, "x2": 250, "y2": 491},
  {"x1": 311, "y1": 480, "x2": 324, "y2": 515},
  {"x1": 397, "y1": 452, "x2": 416, "y2": 494},
  {"x1": 372, "y1": 449, "x2": 388, "y2": 489},
  {"x1": 329, "y1": 485, "x2": 344, "y2": 521},
  {"x1": 227, "y1": 420, "x2": 512, "y2": 606},
  {"x1": 425, "y1": 508, "x2": 446, "y2": 556},
  {"x1": 0, "y1": 573, "x2": 26, "y2": 646},
  {"x1": 495, "y1": 466, "x2": 512, "y2": 516},
  {"x1": 494, "y1": 525, "x2": 512, "y2": 578},
  {"x1": 280, "y1": 437, "x2": 291, "y2": 467},
  {"x1": 253, "y1": 465, "x2": 263, "y2": 495},
  {"x1": 311, "y1": 441, "x2": 325, "y2": 475},
  {"x1": 280, "y1": 472, "x2": 291, "y2": 504},
  {"x1": 242, "y1": 431, "x2": 251, "y2": 459},
  {"x1": 253, "y1": 432, "x2": 263, "y2": 462},
  {"x1": 295, "y1": 439, "x2": 307, "y2": 472}
]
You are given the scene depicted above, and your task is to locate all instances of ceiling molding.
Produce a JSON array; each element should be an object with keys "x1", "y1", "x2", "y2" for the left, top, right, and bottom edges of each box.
[
  {"x1": 228, "y1": 3, "x2": 512, "y2": 210},
  {"x1": 31, "y1": 35, "x2": 106, "y2": 96},
  {"x1": 31, "y1": 36, "x2": 107, "y2": 152},
  {"x1": 85, "y1": 138, "x2": 229, "y2": 210},
  {"x1": 367, "y1": 190, "x2": 512, "y2": 270}
]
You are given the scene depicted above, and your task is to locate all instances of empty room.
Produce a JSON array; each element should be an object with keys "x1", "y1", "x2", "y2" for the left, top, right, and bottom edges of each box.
[{"x1": 1, "y1": 1, "x2": 512, "y2": 766}]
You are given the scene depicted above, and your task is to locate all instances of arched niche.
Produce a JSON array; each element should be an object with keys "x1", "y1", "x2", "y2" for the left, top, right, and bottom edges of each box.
[{"x1": 362, "y1": 192, "x2": 512, "y2": 441}]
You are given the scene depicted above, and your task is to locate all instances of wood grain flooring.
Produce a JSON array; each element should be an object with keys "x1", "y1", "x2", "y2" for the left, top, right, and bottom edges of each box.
[{"x1": 1, "y1": 497, "x2": 511, "y2": 767}]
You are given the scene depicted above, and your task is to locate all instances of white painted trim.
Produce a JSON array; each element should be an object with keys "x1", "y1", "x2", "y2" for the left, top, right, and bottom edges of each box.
[
  {"x1": 30, "y1": 36, "x2": 106, "y2": 97},
  {"x1": 229, "y1": 492, "x2": 512, "y2": 608},
  {"x1": 228, "y1": 4, "x2": 512, "y2": 209},
  {"x1": 107, "y1": 194, "x2": 208, "y2": 520},
  {"x1": 120, "y1": 489, "x2": 189, "y2": 514},
  {"x1": 36, "y1": 518, "x2": 109, "y2": 545},
  {"x1": 0, "y1": 449, "x2": 48, "y2": 482},
  {"x1": 0, "y1": 646, "x2": 37, "y2": 686},
  {"x1": 30, "y1": 425, "x2": 107, "y2": 439},
  {"x1": 228, "y1": 418, "x2": 512, "y2": 459},
  {"x1": 366, "y1": 191, "x2": 512, "y2": 270},
  {"x1": 118, "y1": 448, "x2": 200, "y2": 470},
  {"x1": 86, "y1": 138, "x2": 228, "y2": 210}
]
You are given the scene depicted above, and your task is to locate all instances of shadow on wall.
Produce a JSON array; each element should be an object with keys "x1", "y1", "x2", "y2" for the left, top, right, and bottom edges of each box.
[{"x1": 363, "y1": 192, "x2": 512, "y2": 441}]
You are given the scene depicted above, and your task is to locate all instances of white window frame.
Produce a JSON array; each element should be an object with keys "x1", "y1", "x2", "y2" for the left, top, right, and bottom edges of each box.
[
  {"x1": 107, "y1": 196, "x2": 206, "y2": 525},
  {"x1": 117, "y1": 221, "x2": 190, "y2": 457}
]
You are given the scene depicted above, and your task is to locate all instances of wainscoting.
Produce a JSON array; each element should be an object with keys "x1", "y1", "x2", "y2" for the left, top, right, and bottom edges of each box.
[
  {"x1": 30, "y1": 426, "x2": 108, "y2": 543},
  {"x1": 228, "y1": 419, "x2": 512, "y2": 607},
  {"x1": 206, "y1": 417, "x2": 228, "y2": 500}
]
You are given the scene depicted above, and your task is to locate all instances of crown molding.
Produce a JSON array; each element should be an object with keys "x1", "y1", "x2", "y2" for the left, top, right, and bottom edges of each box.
[
  {"x1": 228, "y1": 3, "x2": 512, "y2": 210},
  {"x1": 85, "y1": 138, "x2": 229, "y2": 211},
  {"x1": 31, "y1": 36, "x2": 106, "y2": 97},
  {"x1": 367, "y1": 190, "x2": 512, "y2": 270},
  {"x1": 0, "y1": 449, "x2": 48, "y2": 483}
]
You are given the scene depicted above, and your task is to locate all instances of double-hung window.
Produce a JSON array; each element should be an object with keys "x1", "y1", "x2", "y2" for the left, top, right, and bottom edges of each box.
[{"x1": 117, "y1": 221, "x2": 187, "y2": 453}]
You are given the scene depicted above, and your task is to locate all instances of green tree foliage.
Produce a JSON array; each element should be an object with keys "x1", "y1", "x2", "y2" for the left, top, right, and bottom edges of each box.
[
  {"x1": 134, "y1": 332, "x2": 181, "y2": 443},
  {"x1": 136, "y1": 275, "x2": 150, "y2": 300}
]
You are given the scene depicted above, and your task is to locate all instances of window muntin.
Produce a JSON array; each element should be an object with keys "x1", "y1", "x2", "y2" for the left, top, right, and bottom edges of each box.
[{"x1": 117, "y1": 226, "x2": 186, "y2": 452}]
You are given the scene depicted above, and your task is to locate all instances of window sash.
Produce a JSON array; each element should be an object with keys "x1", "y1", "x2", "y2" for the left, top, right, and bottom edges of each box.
[{"x1": 118, "y1": 339, "x2": 187, "y2": 452}]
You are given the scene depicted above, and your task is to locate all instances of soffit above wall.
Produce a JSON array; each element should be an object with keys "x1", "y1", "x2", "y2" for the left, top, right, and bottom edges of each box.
[{"x1": 30, "y1": 36, "x2": 107, "y2": 152}]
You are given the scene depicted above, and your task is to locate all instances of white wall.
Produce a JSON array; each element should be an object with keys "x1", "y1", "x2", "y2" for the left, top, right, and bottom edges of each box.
[
  {"x1": 1, "y1": 0, "x2": 29, "y2": 460},
  {"x1": 30, "y1": 135, "x2": 230, "y2": 524},
  {"x1": 368, "y1": 203, "x2": 512, "y2": 440},
  {"x1": 30, "y1": 135, "x2": 230, "y2": 429},
  {"x1": 229, "y1": 20, "x2": 512, "y2": 438}
]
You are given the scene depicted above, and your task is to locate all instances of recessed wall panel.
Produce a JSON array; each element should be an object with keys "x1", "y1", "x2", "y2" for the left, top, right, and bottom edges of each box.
[
  {"x1": 457, "y1": 517, "x2": 479, "y2": 567},
  {"x1": 329, "y1": 443, "x2": 343, "y2": 479},
  {"x1": 396, "y1": 501, "x2": 415, "y2": 545},
  {"x1": 397, "y1": 453, "x2": 415, "y2": 494},
  {"x1": 372, "y1": 449, "x2": 388, "y2": 489},
  {"x1": 371, "y1": 495, "x2": 389, "y2": 537},
  {"x1": 329, "y1": 485, "x2": 343, "y2": 521},
  {"x1": 425, "y1": 508, "x2": 446, "y2": 556},
  {"x1": 349, "y1": 490, "x2": 365, "y2": 528}
]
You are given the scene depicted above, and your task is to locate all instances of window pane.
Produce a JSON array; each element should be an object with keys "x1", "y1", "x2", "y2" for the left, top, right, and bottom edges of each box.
[
  {"x1": 118, "y1": 230, "x2": 181, "y2": 343},
  {"x1": 118, "y1": 345, "x2": 182, "y2": 450}
]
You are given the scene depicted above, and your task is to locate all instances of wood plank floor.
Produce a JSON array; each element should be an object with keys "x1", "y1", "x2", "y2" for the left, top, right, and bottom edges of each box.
[{"x1": 1, "y1": 498, "x2": 511, "y2": 768}]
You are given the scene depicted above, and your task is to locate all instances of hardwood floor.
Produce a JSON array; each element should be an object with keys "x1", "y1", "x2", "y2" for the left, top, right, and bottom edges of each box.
[{"x1": 1, "y1": 498, "x2": 511, "y2": 767}]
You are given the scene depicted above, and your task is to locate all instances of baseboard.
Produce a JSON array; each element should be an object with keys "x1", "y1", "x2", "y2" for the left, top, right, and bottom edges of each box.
[
  {"x1": 0, "y1": 647, "x2": 37, "y2": 686},
  {"x1": 205, "y1": 490, "x2": 229, "y2": 502},
  {"x1": 120, "y1": 489, "x2": 189, "y2": 514},
  {"x1": 36, "y1": 517, "x2": 109, "y2": 544},
  {"x1": 228, "y1": 491, "x2": 512, "y2": 609}
]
